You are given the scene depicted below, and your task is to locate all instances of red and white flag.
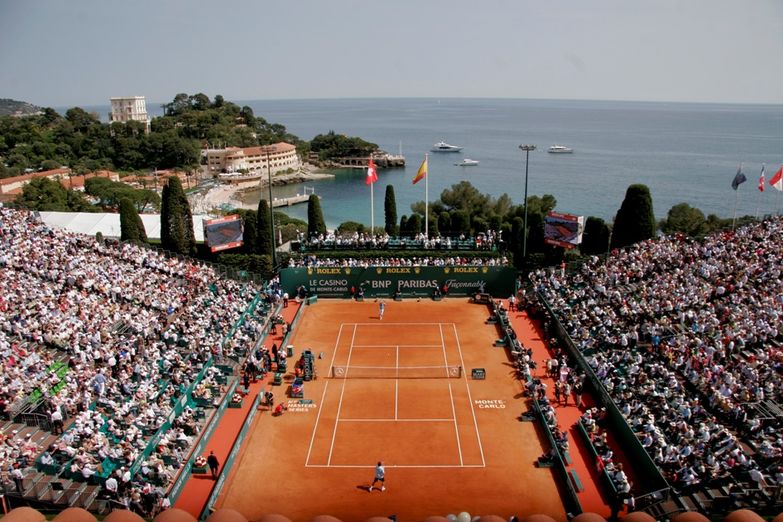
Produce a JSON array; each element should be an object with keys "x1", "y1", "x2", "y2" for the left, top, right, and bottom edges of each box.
[
  {"x1": 758, "y1": 164, "x2": 766, "y2": 192},
  {"x1": 365, "y1": 157, "x2": 378, "y2": 185},
  {"x1": 770, "y1": 165, "x2": 783, "y2": 191}
]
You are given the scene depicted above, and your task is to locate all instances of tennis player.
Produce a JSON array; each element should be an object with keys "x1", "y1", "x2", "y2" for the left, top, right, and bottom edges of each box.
[
  {"x1": 379, "y1": 300, "x2": 385, "y2": 320},
  {"x1": 368, "y1": 461, "x2": 385, "y2": 492}
]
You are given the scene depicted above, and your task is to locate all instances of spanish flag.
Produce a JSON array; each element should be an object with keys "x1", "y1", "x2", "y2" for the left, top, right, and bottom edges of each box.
[{"x1": 412, "y1": 156, "x2": 427, "y2": 185}]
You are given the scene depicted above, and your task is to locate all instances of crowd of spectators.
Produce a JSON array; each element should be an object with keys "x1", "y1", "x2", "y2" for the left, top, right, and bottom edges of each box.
[
  {"x1": 0, "y1": 207, "x2": 268, "y2": 513},
  {"x1": 301, "y1": 230, "x2": 501, "y2": 251},
  {"x1": 533, "y1": 217, "x2": 783, "y2": 500},
  {"x1": 289, "y1": 254, "x2": 508, "y2": 268}
]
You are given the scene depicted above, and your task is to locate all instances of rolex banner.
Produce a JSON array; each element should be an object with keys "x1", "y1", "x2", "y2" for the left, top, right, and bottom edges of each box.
[{"x1": 280, "y1": 266, "x2": 516, "y2": 298}]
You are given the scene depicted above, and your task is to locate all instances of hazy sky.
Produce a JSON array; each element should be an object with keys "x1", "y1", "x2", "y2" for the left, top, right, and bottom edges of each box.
[{"x1": 2, "y1": 0, "x2": 782, "y2": 107}]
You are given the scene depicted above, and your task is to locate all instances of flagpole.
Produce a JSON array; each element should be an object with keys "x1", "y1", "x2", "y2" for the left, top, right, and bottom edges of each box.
[
  {"x1": 732, "y1": 189, "x2": 738, "y2": 231},
  {"x1": 755, "y1": 186, "x2": 761, "y2": 220},
  {"x1": 370, "y1": 173, "x2": 374, "y2": 234},
  {"x1": 755, "y1": 164, "x2": 765, "y2": 220},
  {"x1": 425, "y1": 153, "x2": 429, "y2": 238}
]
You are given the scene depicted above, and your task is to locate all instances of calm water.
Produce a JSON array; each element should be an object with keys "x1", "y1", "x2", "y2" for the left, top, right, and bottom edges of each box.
[{"x1": 80, "y1": 98, "x2": 783, "y2": 229}]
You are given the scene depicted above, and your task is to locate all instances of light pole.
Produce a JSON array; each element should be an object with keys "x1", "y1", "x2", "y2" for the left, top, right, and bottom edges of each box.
[
  {"x1": 519, "y1": 144, "x2": 536, "y2": 263},
  {"x1": 264, "y1": 146, "x2": 277, "y2": 268}
]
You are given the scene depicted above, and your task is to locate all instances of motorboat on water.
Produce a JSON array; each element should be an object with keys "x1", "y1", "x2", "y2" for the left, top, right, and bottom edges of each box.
[
  {"x1": 548, "y1": 145, "x2": 573, "y2": 154},
  {"x1": 431, "y1": 141, "x2": 463, "y2": 152},
  {"x1": 455, "y1": 158, "x2": 479, "y2": 166}
]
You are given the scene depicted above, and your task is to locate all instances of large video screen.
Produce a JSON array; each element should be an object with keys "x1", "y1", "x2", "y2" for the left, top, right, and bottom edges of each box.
[
  {"x1": 204, "y1": 215, "x2": 244, "y2": 252},
  {"x1": 544, "y1": 212, "x2": 584, "y2": 249}
]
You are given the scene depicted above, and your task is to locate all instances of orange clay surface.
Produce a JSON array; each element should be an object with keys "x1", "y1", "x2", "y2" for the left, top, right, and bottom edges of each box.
[{"x1": 215, "y1": 299, "x2": 566, "y2": 521}]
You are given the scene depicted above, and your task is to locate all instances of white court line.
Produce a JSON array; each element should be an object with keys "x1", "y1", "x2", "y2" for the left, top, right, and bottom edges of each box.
[
  {"x1": 338, "y1": 418, "x2": 455, "y2": 422},
  {"x1": 452, "y1": 322, "x2": 486, "y2": 467},
  {"x1": 305, "y1": 323, "x2": 345, "y2": 466},
  {"x1": 395, "y1": 345, "x2": 399, "y2": 420},
  {"x1": 352, "y1": 322, "x2": 450, "y2": 326},
  {"x1": 305, "y1": 464, "x2": 486, "y2": 469},
  {"x1": 440, "y1": 323, "x2": 464, "y2": 466},
  {"x1": 351, "y1": 344, "x2": 443, "y2": 348},
  {"x1": 327, "y1": 324, "x2": 357, "y2": 466}
]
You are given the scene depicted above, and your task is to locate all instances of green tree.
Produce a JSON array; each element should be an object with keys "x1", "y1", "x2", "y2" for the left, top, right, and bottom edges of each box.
[
  {"x1": 611, "y1": 184, "x2": 656, "y2": 249},
  {"x1": 659, "y1": 202, "x2": 707, "y2": 237},
  {"x1": 581, "y1": 217, "x2": 611, "y2": 256},
  {"x1": 256, "y1": 199, "x2": 273, "y2": 256},
  {"x1": 119, "y1": 197, "x2": 148, "y2": 242},
  {"x1": 307, "y1": 194, "x2": 326, "y2": 238},
  {"x1": 440, "y1": 181, "x2": 490, "y2": 215},
  {"x1": 240, "y1": 106, "x2": 256, "y2": 127},
  {"x1": 337, "y1": 221, "x2": 366, "y2": 235},
  {"x1": 450, "y1": 210, "x2": 470, "y2": 236},
  {"x1": 309, "y1": 131, "x2": 378, "y2": 160},
  {"x1": 438, "y1": 212, "x2": 451, "y2": 236},
  {"x1": 399, "y1": 215, "x2": 408, "y2": 236},
  {"x1": 510, "y1": 217, "x2": 524, "y2": 267},
  {"x1": 40, "y1": 159, "x2": 61, "y2": 170},
  {"x1": 235, "y1": 209, "x2": 257, "y2": 254},
  {"x1": 15, "y1": 177, "x2": 94, "y2": 212},
  {"x1": 384, "y1": 184, "x2": 398, "y2": 236},
  {"x1": 160, "y1": 177, "x2": 195, "y2": 255},
  {"x1": 408, "y1": 214, "x2": 423, "y2": 235}
]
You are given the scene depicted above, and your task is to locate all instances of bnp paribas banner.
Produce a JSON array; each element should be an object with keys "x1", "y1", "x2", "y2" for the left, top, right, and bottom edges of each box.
[{"x1": 280, "y1": 266, "x2": 516, "y2": 298}]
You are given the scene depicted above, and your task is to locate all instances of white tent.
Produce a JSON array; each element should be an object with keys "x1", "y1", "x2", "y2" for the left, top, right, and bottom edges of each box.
[{"x1": 38, "y1": 211, "x2": 212, "y2": 242}]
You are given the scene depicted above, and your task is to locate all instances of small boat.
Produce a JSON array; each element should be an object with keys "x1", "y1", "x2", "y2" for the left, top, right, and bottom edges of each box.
[
  {"x1": 431, "y1": 141, "x2": 463, "y2": 152},
  {"x1": 455, "y1": 159, "x2": 479, "y2": 166},
  {"x1": 548, "y1": 145, "x2": 573, "y2": 154}
]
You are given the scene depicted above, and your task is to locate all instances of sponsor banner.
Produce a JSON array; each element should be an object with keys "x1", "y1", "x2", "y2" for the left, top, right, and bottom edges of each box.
[{"x1": 280, "y1": 266, "x2": 516, "y2": 298}]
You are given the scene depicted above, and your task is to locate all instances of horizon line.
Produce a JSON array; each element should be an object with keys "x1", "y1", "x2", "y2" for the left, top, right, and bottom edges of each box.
[{"x1": 34, "y1": 95, "x2": 783, "y2": 111}]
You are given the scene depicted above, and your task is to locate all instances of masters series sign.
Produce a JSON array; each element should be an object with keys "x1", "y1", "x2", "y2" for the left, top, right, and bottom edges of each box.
[{"x1": 280, "y1": 266, "x2": 516, "y2": 298}]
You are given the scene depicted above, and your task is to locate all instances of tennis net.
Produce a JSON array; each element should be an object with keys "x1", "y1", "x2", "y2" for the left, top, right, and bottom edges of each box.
[{"x1": 330, "y1": 365, "x2": 462, "y2": 379}]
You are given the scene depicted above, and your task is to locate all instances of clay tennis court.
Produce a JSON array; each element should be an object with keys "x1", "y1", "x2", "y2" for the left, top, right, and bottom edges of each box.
[{"x1": 215, "y1": 299, "x2": 566, "y2": 521}]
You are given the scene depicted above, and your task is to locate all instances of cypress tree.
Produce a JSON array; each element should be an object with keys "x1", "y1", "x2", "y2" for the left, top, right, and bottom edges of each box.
[
  {"x1": 307, "y1": 194, "x2": 326, "y2": 239},
  {"x1": 160, "y1": 177, "x2": 195, "y2": 255},
  {"x1": 581, "y1": 216, "x2": 610, "y2": 255},
  {"x1": 256, "y1": 199, "x2": 273, "y2": 256},
  {"x1": 119, "y1": 197, "x2": 147, "y2": 242},
  {"x1": 450, "y1": 210, "x2": 470, "y2": 236},
  {"x1": 438, "y1": 212, "x2": 451, "y2": 237},
  {"x1": 611, "y1": 184, "x2": 655, "y2": 249},
  {"x1": 399, "y1": 215, "x2": 408, "y2": 236},
  {"x1": 384, "y1": 185, "x2": 398, "y2": 236},
  {"x1": 511, "y1": 217, "x2": 524, "y2": 268},
  {"x1": 240, "y1": 209, "x2": 257, "y2": 254},
  {"x1": 408, "y1": 214, "x2": 422, "y2": 235}
]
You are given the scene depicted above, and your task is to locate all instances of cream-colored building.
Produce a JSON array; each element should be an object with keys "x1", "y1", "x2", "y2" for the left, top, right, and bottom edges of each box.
[
  {"x1": 109, "y1": 96, "x2": 151, "y2": 133},
  {"x1": 205, "y1": 142, "x2": 301, "y2": 179}
]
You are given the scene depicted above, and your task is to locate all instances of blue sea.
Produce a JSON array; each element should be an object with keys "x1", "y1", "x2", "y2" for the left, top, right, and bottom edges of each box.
[{"x1": 79, "y1": 98, "x2": 783, "y2": 229}]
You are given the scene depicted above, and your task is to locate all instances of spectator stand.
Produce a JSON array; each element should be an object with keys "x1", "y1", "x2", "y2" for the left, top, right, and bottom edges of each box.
[
  {"x1": 533, "y1": 291, "x2": 671, "y2": 503},
  {"x1": 173, "y1": 301, "x2": 302, "y2": 519},
  {"x1": 0, "y1": 208, "x2": 274, "y2": 514},
  {"x1": 531, "y1": 218, "x2": 783, "y2": 516}
]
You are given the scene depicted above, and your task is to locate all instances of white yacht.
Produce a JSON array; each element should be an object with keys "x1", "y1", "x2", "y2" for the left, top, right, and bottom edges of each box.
[
  {"x1": 431, "y1": 141, "x2": 463, "y2": 152},
  {"x1": 548, "y1": 145, "x2": 573, "y2": 154},
  {"x1": 455, "y1": 158, "x2": 479, "y2": 166}
]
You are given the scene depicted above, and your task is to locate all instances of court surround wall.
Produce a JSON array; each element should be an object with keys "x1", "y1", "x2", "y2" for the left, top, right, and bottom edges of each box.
[{"x1": 280, "y1": 266, "x2": 516, "y2": 298}]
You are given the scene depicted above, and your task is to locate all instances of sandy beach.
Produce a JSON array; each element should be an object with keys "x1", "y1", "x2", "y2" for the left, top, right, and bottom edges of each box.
[{"x1": 190, "y1": 164, "x2": 333, "y2": 213}]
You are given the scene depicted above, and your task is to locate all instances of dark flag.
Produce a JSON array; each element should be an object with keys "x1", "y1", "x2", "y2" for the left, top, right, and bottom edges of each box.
[{"x1": 731, "y1": 165, "x2": 747, "y2": 190}]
